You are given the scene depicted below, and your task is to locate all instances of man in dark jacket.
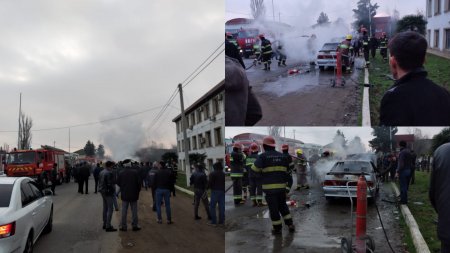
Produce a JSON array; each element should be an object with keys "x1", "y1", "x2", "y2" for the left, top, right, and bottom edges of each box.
[
  {"x1": 369, "y1": 35, "x2": 378, "y2": 59},
  {"x1": 148, "y1": 162, "x2": 159, "y2": 211},
  {"x1": 99, "y1": 161, "x2": 117, "y2": 232},
  {"x1": 225, "y1": 33, "x2": 245, "y2": 69},
  {"x1": 208, "y1": 162, "x2": 225, "y2": 226},
  {"x1": 225, "y1": 56, "x2": 262, "y2": 126},
  {"x1": 380, "y1": 31, "x2": 450, "y2": 126},
  {"x1": 430, "y1": 142, "x2": 450, "y2": 253},
  {"x1": 396, "y1": 141, "x2": 413, "y2": 204},
  {"x1": 190, "y1": 163, "x2": 211, "y2": 220},
  {"x1": 154, "y1": 162, "x2": 174, "y2": 224},
  {"x1": 93, "y1": 163, "x2": 102, "y2": 194},
  {"x1": 50, "y1": 163, "x2": 58, "y2": 195},
  {"x1": 117, "y1": 159, "x2": 141, "y2": 231},
  {"x1": 78, "y1": 162, "x2": 91, "y2": 194},
  {"x1": 230, "y1": 143, "x2": 245, "y2": 205}
]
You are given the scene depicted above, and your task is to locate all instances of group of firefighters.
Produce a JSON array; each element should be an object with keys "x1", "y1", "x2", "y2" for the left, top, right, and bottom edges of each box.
[
  {"x1": 337, "y1": 27, "x2": 389, "y2": 72},
  {"x1": 229, "y1": 136, "x2": 309, "y2": 235}
]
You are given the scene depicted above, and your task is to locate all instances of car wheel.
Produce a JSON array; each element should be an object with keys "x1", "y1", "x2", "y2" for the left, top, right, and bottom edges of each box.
[
  {"x1": 325, "y1": 196, "x2": 334, "y2": 202},
  {"x1": 341, "y1": 237, "x2": 352, "y2": 253},
  {"x1": 43, "y1": 206, "x2": 53, "y2": 234},
  {"x1": 24, "y1": 232, "x2": 33, "y2": 253}
]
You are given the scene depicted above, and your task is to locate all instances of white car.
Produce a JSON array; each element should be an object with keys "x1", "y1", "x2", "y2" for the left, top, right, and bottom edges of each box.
[{"x1": 0, "y1": 177, "x2": 53, "y2": 253}]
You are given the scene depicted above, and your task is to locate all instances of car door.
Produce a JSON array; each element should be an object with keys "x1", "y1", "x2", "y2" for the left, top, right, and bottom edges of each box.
[
  {"x1": 28, "y1": 181, "x2": 49, "y2": 234},
  {"x1": 20, "y1": 180, "x2": 40, "y2": 241}
]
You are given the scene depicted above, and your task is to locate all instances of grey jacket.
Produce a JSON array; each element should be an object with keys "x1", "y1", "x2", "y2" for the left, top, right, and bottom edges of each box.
[{"x1": 430, "y1": 143, "x2": 450, "y2": 243}]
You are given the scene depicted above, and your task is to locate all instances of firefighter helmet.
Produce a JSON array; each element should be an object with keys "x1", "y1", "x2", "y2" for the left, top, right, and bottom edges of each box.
[
  {"x1": 250, "y1": 143, "x2": 259, "y2": 152},
  {"x1": 258, "y1": 34, "x2": 265, "y2": 38},
  {"x1": 382, "y1": 32, "x2": 386, "y2": 36},
  {"x1": 296, "y1": 148, "x2": 303, "y2": 155},
  {"x1": 346, "y1": 35, "x2": 353, "y2": 40},
  {"x1": 361, "y1": 27, "x2": 367, "y2": 32},
  {"x1": 263, "y1": 136, "x2": 276, "y2": 147},
  {"x1": 233, "y1": 143, "x2": 242, "y2": 149},
  {"x1": 282, "y1": 144, "x2": 289, "y2": 151}
]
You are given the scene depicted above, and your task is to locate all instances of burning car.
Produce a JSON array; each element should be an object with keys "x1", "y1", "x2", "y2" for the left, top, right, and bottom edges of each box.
[
  {"x1": 322, "y1": 160, "x2": 379, "y2": 201},
  {"x1": 317, "y1": 42, "x2": 354, "y2": 71}
]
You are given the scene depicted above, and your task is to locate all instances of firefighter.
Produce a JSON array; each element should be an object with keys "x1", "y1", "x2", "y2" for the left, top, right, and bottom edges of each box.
[
  {"x1": 230, "y1": 143, "x2": 245, "y2": 205},
  {"x1": 295, "y1": 149, "x2": 308, "y2": 190},
  {"x1": 338, "y1": 35, "x2": 352, "y2": 73},
  {"x1": 226, "y1": 33, "x2": 245, "y2": 69},
  {"x1": 242, "y1": 147, "x2": 250, "y2": 201},
  {"x1": 50, "y1": 163, "x2": 58, "y2": 195},
  {"x1": 370, "y1": 34, "x2": 378, "y2": 59},
  {"x1": 259, "y1": 34, "x2": 273, "y2": 71},
  {"x1": 276, "y1": 35, "x2": 287, "y2": 67},
  {"x1": 252, "y1": 136, "x2": 295, "y2": 235},
  {"x1": 380, "y1": 32, "x2": 388, "y2": 61},
  {"x1": 226, "y1": 32, "x2": 241, "y2": 54},
  {"x1": 352, "y1": 36, "x2": 361, "y2": 57},
  {"x1": 246, "y1": 143, "x2": 263, "y2": 206},
  {"x1": 253, "y1": 37, "x2": 262, "y2": 65},
  {"x1": 361, "y1": 28, "x2": 370, "y2": 67},
  {"x1": 281, "y1": 144, "x2": 294, "y2": 196}
]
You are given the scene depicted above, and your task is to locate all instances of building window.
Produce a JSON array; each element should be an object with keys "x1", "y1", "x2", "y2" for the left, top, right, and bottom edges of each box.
[
  {"x1": 198, "y1": 134, "x2": 204, "y2": 149},
  {"x1": 435, "y1": 0, "x2": 441, "y2": 14},
  {"x1": 445, "y1": 29, "x2": 450, "y2": 50},
  {"x1": 176, "y1": 121, "x2": 180, "y2": 134},
  {"x1": 192, "y1": 136, "x2": 197, "y2": 150},
  {"x1": 190, "y1": 113, "x2": 195, "y2": 127},
  {"x1": 205, "y1": 131, "x2": 212, "y2": 148},
  {"x1": 446, "y1": 0, "x2": 450, "y2": 11},
  {"x1": 428, "y1": 0, "x2": 433, "y2": 16},
  {"x1": 435, "y1": 29, "x2": 440, "y2": 48},
  {"x1": 196, "y1": 110, "x2": 202, "y2": 123},
  {"x1": 204, "y1": 103, "x2": 210, "y2": 119},
  {"x1": 214, "y1": 127, "x2": 223, "y2": 146},
  {"x1": 427, "y1": 29, "x2": 431, "y2": 47},
  {"x1": 212, "y1": 98, "x2": 220, "y2": 115},
  {"x1": 207, "y1": 159, "x2": 213, "y2": 172}
]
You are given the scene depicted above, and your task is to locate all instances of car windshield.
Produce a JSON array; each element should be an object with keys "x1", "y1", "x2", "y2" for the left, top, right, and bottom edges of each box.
[
  {"x1": 238, "y1": 30, "x2": 258, "y2": 38},
  {"x1": 321, "y1": 43, "x2": 339, "y2": 51},
  {"x1": 7, "y1": 152, "x2": 36, "y2": 164},
  {"x1": 329, "y1": 161, "x2": 372, "y2": 174},
  {"x1": 0, "y1": 184, "x2": 13, "y2": 207}
]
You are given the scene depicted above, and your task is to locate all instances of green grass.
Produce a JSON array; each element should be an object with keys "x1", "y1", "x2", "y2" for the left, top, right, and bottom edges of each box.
[
  {"x1": 399, "y1": 171, "x2": 440, "y2": 253},
  {"x1": 368, "y1": 52, "x2": 450, "y2": 125}
]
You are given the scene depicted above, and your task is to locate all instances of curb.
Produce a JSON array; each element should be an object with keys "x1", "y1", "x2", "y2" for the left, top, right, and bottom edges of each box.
[
  {"x1": 390, "y1": 182, "x2": 431, "y2": 253},
  {"x1": 362, "y1": 66, "x2": 371, "y2": 126},
  {"x1": 175, "y1": 185, "x2": 194, "y2": 196}
]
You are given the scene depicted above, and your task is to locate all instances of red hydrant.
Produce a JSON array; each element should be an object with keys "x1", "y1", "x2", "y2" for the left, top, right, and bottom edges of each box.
[{"x1": 355, "y1": 175, "x2": 367, "y2": 253}]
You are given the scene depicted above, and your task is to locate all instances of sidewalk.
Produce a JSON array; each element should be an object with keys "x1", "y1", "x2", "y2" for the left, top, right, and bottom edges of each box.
[{"x1": 113, "y1": 188, "x2": 224, "y2": 253}]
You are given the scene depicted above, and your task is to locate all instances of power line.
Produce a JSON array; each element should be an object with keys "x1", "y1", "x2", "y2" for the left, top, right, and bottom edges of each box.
[{"x1": 183, "y1": 47, "x2": 224, "y2": 88}]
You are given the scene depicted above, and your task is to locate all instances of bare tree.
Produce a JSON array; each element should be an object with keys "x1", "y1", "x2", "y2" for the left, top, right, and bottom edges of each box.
[
  {"x1": 250, "y1": 0, "x2": 266, "y2": 20},
  {"x1": 19, "y1": 113, "x2": 33, "y2": 149},
  {"x1": 267, "y1": 127, "x2": 282, "y2": 138}
]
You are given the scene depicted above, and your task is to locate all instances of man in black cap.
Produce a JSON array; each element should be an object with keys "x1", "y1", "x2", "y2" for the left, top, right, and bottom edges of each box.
[
  {"x1": 99, "y1": 161, "x2": 117, "y2": 232},
  {"x1": 396, "y1": 141, "x2": 413, "y2": 204},
  {"x1": 78, "y1": 162, "x2": 91, "y2": 194},
  {"x1": 190, "y1": 163, "x2": 211, "y2": 220},
  {"x1": 117, "y1": 159, "x2": 141, "y2": 231}
]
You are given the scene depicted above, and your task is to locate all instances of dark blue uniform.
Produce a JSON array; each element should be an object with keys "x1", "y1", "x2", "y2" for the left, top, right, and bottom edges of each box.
[{"x1": 230, "y1": 150, "x2": 245, "y2": 204}]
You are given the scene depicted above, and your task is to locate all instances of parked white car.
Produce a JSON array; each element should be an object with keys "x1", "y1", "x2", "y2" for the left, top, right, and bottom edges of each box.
[{"x1": 0, "y1": 177, "x2": 53, "y2": 253}]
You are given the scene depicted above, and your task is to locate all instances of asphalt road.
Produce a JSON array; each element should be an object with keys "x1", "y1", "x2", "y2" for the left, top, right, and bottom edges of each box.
[
  {"x1": 244, "y1": 57, "x2": 363, "y2": 126},
  {"x1": 225, "y1": 174, "x2": 406, "y2": 253},
  {"x1": 34, "y1": 177, "x2": 224, "y2": 253}
]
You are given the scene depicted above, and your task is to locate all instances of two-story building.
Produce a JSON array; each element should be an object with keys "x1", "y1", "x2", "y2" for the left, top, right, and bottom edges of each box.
[
  {"x1": 426, "y1": 0, "x2": 450, "y2": 57},
  {"x1": 172, "y1": 80, "x2": 225, "y2": 172}
]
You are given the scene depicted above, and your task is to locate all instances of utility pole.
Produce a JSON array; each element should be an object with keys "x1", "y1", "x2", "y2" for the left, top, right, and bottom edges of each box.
[
  {"x1": 368, "y1": 0, "x2": 372, "y2": 37},
  {"x1": 293, "y1": 129, "x2": 296, "y2": 140},
  {"x1": 178, "y1": 83, "x2": 191, "y2": 186},
  {"x1": 17, "y1": 93, "x2": 22, "y2": 150},
  {"x1": 69, "y1": 128, "x2": 71, "y2": 153},
  {"x1": 272, "y1": 0, "x2": 275, "y2": 21}
]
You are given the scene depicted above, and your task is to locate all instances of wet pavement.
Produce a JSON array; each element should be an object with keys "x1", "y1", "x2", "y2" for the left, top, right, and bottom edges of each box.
[
  {"x1": 225, "y1": 175, "x2": 406, "y2": 253},
  {"x1": 243, "y1": 58, "x2": 365, "y2": 126}
]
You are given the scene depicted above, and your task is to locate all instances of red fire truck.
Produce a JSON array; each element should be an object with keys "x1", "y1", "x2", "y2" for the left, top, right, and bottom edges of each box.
[{"x1": 5, "y1": 145, "x2": 67, "y2": 185}]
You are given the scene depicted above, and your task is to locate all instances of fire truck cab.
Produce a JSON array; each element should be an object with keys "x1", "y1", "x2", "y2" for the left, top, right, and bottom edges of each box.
[{"x1": 6, "y1": 146, "x2": 67, "y2": 185}]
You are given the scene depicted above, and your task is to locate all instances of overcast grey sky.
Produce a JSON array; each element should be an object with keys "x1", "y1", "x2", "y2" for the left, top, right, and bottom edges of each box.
[
  {"x1": 226, "y1": 0, "x2": 425, "y2": 27},
  {"x1": 0, "y1": 0, "x2": 224, "y2": 159},
  {"x1": 225, "y1": 127, "x2": 445, "y2": 149}
]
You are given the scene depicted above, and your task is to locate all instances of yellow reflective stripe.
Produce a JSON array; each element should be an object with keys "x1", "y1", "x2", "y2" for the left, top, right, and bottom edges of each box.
[
  {"x1": 262, "y1": 183, "x2": 286, "y2": 190},
  {"x1": 340, "y1": 44, "x2": 349, "y2": 49},
  {"x1": 233, "y1": 196, "x2": 242, "y2": 199},
  {"x1": 283, "y1": 214, "x2": 292, "y2": 220},
  {"x1": 251, "y1": 164, "x2": 261, "y2": 173},
  {"x1": 230, "y1": 173, "x2": 243, "y2": 177},
  {"x1": 272, "y1": 220, "x2": 282, "y2": 225},
  {"x1": 263, "y1": 51, "x2": 272, "y2": 54},
  {"x1": 262, "y1": 166, "x2": 287, "y2": 173},
  {"x1": 246, "y1": 163, "x2": 254, "y2": 166}
]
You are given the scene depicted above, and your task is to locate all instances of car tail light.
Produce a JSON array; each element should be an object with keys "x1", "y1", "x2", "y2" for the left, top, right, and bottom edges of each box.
[
  {"x1": 0, "y1": 222, "x2": 15, "y2": 238},
  {"x1": 318, "y1": 55, "x2": 324, "y2": 59},
  {"x1": 323, "y1": 180, "x2": 357, "y2": 186}
]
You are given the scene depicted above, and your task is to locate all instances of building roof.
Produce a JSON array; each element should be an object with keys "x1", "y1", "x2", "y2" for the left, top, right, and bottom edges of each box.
[
  {"x1": 394, "y1": 134, "x2": 415, "y2": 142},
  {"x1": 172, "y1": 79, "x2": 224, "y2": 122}
]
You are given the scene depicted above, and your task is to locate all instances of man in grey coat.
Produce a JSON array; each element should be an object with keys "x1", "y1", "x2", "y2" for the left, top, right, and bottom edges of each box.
[{"x1": 430, "y1": 142, "x2": 450, "y2": 253}]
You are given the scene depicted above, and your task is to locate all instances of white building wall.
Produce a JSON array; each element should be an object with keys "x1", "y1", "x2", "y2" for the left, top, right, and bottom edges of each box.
[
  {"x1": 175, "y1": 91, "x2": 225, "y2": 173},
  {"x1": 426, "y1": 0, "x2": 450, "y2": 51}
]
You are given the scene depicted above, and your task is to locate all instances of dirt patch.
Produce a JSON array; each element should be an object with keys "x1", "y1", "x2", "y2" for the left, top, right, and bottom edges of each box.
[{"x1": 115, "y1": 190, "x2": 224, "y2": 253}]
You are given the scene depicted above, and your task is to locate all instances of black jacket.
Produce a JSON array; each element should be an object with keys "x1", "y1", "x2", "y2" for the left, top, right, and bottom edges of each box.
[
  {"x1": 252, "y1": 149, "x2": 290, "y2": 194},
  {"x1": 380, "y1": 68, "x2": 450, "y2": 126},
  {"x1": 397, "y1": 147, "x2": 413, "y2": 172},
  {"x1": 230, "y1": 150, "x2": 245, "y2": 177},
  {"x1": 79, "y1": 164, "x2": 91, "y2": 179},
  {"x1": 154, "y1": 168, "x2": 173, "y2": 190},
  {"x1": 98, "y1": 169, "x2": 115, "y2": 196},
  {"x1": 117, "y1": 166, "x2": 141, "y2": 202},
  {"x1": 430, "y1": 143, "x2": 450, "y2": 243},
  {"x1": 225, "y1": 39, "x2": 245, "y2": 69},
  {"x1": 208, "y1": 170, "x2": 225, "y2": 191},
  {"x1": 190, "y1": 170, "x2": 208, "y2": 190}
]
